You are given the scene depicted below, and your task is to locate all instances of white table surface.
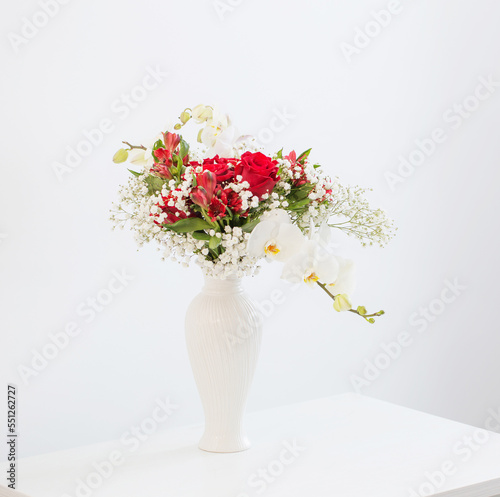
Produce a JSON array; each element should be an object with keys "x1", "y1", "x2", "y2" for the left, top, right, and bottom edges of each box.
[{"x1": 7, "y1": 393, "x2": 500, "y2": 497}]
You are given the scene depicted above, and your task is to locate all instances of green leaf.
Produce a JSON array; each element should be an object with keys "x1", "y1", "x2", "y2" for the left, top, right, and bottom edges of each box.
[
  {"x1": 192, "y1": 231, "x2": 211, "y2": 241},
  {"x1": 179, "y1": 139, "x2": 189, "y2": 159},
  {"x1": 209, "y1": 236, "x2": 221, "y2": 250},
  {"x1": 313, "y1": 163, "x2": 321, "y2": 169},
  {"x1": 288, "y1": 184, "x2": 314, "y2": 202},
  {"x1": 287, "y1": 198, "x2": 311, "y2": 210},
  {"x1": 145, "y1": 175, "x2": 165, "y2": 194},
  {"x1": 166, "y1": 217, "x2": 213, "y2": 233},
  {"x1": 241, "y1": 217, "x2": 261, "y2": 233},
  {"x1": 276, "y1": 148, "x2": 283, "y2": 159},
  {"x1": 297, "y1": 148, "x2": 312, "y2": 163},
  {"x1": 128, "y1": 169, "x2": 141, "y2": 177},
  {"x1": 153, "y1": 139, "x2": 164, "y2": 150}
]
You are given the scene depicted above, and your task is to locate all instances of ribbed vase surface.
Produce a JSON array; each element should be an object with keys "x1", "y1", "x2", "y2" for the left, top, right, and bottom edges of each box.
[{"x1": 185, "y1": 275, "x2": 262, "y2": 452}]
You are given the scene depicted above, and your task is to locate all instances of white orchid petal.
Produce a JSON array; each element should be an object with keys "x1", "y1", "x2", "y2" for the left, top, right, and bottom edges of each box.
[
  {"x1": 317, "y1": 222, "x2": 332, "y2": 245},
  {"x1": 128, "y1": 149, "x2": 147, "y2": 166},
  {"x1": 247, "y1": 221, "x2": 279, "y2": 257},
  {"x1": 261, "y1": 209, "x2": 292, "y2": 225},
  {"x1": 273, "y1": 223, "x2": 305, "y2": 262},
  {"x1": 281, "y1": 251, "x2": 309, "y2": 284},
  {"x1": 329, "y1": 257, "x2": 356, "y2": 296},
  {"x1": 314, "y1": 253, "x2": 339, "y2": 284}
]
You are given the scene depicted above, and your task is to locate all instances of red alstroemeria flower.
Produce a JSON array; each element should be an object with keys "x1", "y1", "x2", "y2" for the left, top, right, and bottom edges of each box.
[
  {"x1": 207, "y1": 196, "x2": 226, "y2": 221},
  {"x1": 221, "y1": 188, "x2": 243, "y2": 213},
  {"x1": 285, "y1": 150, "x2": 308, "y2": 187},
  {"x1": 153, "y1": 191, "x2": 190, "y2": 225},
  {"x1": 152, "y1": 148, "x2": 174, "y2": 179},
  {"x1": 154, "y1": 148, "x2": 172, "y2": 163},
  {"x1": 163, "y1": 132, "x2": 181, "y2": 152},
  {"x1": 151, "y1": 163, "x2": 173, "y2": 180},
  {"x1": 190, "y1": 171, "x2": 217, "y2": 209}
]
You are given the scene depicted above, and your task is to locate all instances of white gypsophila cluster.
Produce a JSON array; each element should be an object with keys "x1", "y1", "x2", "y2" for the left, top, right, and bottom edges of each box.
[
  {"x1": 111, "y1": 139, "x2": 395, "y2": 278},
  {"x1": 110, "y1": 164, "x2": 263, "y2": 279},
  {"x1": 275, "y1": 158, "x2": 333, "y2": 229},
  {"x1": 326, "y1": 181, "x2": 395, "y2": 247},
  {"x1": 194, "y1": 227, "x2": 261, "y2": 278},
  {"x1": 233, "y1": 136, "x2": 263, "y2": 157},
  {"x1": 110, "y1": 173, "x2": 162, "y2": 246}
]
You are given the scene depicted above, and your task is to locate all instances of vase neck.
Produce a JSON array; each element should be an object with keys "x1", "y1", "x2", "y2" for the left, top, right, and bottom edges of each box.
[{"x1": 202, "y1": 275, "x2": 243, "y2": 296}]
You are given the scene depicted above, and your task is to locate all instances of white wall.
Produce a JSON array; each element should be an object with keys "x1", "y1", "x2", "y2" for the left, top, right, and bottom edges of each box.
[{"x1": 1, "y1": 0, "x2": 500, "y2": 457}]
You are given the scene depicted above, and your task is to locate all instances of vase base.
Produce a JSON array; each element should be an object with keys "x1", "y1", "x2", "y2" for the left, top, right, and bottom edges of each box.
[{"x1": 198, "y1": 435, "x2": 251, "y2": 453}]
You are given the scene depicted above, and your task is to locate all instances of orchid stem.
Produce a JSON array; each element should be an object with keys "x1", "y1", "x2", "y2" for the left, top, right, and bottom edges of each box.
[
  {"x1": 316, "y1": 281, "x2": 384, "y2": 323},
  {"x1": 123, "y1": 141, "x2": 147, "y2": 151}
]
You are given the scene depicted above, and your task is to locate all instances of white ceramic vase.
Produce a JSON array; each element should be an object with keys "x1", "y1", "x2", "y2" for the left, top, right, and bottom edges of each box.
[{"x1": 185, "y1": 275, "x2": 262, "y2": 453}]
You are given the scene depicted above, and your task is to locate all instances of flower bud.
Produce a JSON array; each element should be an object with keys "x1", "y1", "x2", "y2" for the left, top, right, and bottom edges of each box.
[
  {"x1": 113, "y1": 148, "x2": 128, "y2": 163},
  {"x1": 180, "y1": 111, "x2": 190, "y2": 124},
  {"x1": 174, "y1": 123, "x2": 182, "y2": 130},
  {"x1": 333, "y1": 294, "x2": 352, "y2": 312}
]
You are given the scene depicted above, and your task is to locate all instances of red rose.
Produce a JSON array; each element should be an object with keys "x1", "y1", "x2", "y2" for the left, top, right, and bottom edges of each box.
[
  {"x1": 236, "y1": 152, "x2": 280, "y2": 198},
  {"x1": 201, "y1": 156, "x2": 236, "y2": 183}
]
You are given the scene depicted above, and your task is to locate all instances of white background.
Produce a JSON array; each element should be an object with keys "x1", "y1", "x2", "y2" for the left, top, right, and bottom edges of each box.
[{"x1": 1, "y1": 0, "x2": 500, "y2": 458}]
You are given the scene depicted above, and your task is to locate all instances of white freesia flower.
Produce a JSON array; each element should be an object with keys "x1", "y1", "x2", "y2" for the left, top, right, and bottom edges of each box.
[
  {"x1": 328, "y1": 256, "x2": 356, "y2": 296},
  {"x1": 281, "y1": 238, "x2": 339, "y2": 286},
  {"x1": 247, "y1": 209, "x2": 304, "y2": 262}
]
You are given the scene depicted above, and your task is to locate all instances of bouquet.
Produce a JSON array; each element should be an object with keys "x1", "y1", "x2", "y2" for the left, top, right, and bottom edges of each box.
[{"x1": 111, "y1": 105, "x2": 395, "y2": 322}]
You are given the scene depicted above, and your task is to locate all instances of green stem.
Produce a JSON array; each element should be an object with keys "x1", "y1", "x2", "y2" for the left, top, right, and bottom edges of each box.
[
  {"x1": 123, "y1": 141, "x2": 147, "y2": 151},
  {"x1": 316, "y1": 282, "x2": 384, "y2": 323}
]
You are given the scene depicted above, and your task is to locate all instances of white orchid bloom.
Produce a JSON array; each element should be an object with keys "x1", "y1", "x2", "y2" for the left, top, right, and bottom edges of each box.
[
  {"x1": 281, "y1": 238, "x2": 339, "y2": 286},
  {"x1": 200, "y1": 108, "x2": 231, "y2": 148},
  {"x1": 247, "y1": 209, "x2": 305, "y2": 262},
  {"x1": 192, "y1": 104, "x2": 213, "y2": 123},
  {"x1": 128, "y1": 148, "x2": 152, "y2": 167},
  {"x1": 328, "y1": 256, "x2": 356, "y2": 296},
  {"x1": 207, "y1": 125, "x2": 240, "y2": 158},
  {"x1": 127, "y1": 133, "x2": 163, "y2": 167}
]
